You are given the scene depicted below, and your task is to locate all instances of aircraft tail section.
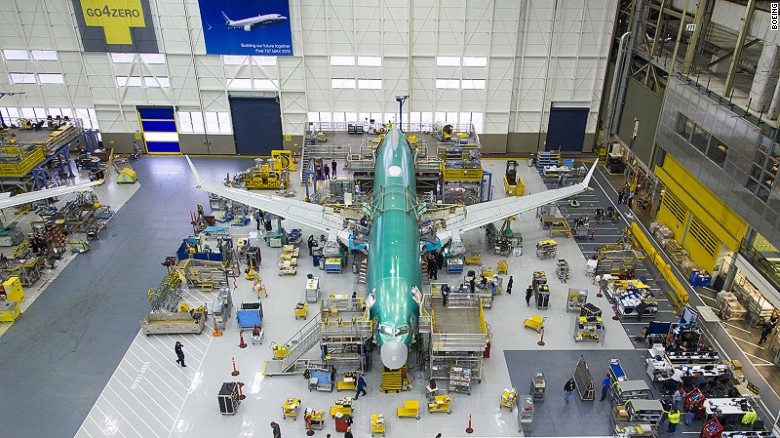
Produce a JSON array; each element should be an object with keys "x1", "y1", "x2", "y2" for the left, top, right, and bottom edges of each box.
[{"x1": 221, "y1": 11, "x2": 232, "y2": 24}]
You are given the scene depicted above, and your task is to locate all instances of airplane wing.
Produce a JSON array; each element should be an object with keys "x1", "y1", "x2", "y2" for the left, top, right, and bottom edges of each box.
[
  {"x1": 186, "y1": 156, "x2": 344, "y2": 234},
  {"x1": 0, "y1": 180, "x2": 100, "y2": 210},
  {"x1": 440, "y1": 160, "x2": 598, "y2": 238}
]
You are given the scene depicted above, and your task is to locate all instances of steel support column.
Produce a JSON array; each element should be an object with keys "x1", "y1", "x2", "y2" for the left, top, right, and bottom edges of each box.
[
  {"x1": 611, "y1": 0, "x2": 643, "y2": 137},
  {"x1": 668, "y1": 0, "x2": 689, "y2": 75},
  {"x1": 681, "y1": 0, "x2": 710, "y2": 74},
  {"x1": 644, "y1": 0, "x2": 667, "y2": 86},
  {"x1": 723, "y1": 0, "x2": 756, "y2": 96}
]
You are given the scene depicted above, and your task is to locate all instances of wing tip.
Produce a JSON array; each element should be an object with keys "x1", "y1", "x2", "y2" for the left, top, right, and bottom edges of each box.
[
  {"x1": 582, "y1": 159, "x2": 598, "y2": 188},
  {"x1": 185, "y1": 155, "x2": 203, "y2": 187}
]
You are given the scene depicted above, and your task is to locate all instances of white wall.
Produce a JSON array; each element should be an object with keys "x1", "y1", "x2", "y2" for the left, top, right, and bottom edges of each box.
[{"x1": 0, "y1": 0, "x2": 616, "y2": 140}]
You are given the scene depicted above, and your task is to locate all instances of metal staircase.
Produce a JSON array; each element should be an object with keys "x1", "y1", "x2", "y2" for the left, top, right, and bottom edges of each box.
[
  {"x1": 357, "y1": 257, "x2": 367, "y2": 284},
  {"x1": 263, "y1": 315, "x2": 322, "y2": 376},
  {"x1": 299, "y1": 132, "x2": 314, "y2": 185}
]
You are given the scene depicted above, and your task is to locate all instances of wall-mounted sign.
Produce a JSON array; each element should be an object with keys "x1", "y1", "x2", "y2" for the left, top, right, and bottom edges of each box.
[
  {"x1": 71, "y1": 0, "x2": 159, "y2": 53},
  {"x1": 198, "y1": 0, "x2": 293, "y2": 56}
]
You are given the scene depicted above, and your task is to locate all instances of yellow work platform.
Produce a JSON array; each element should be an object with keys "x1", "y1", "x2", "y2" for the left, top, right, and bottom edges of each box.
[
  {"x1": 396, "y1": 400, "x2": 419, "y2": 419},
  {"x1": 371, "y1": 413, "x2": 386, "y2": 436},
  {"x1": 281, "y1": 397, "x2": 300, "y2": 420}
]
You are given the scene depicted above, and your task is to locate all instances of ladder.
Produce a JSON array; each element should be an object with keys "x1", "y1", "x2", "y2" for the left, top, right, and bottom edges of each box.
[
  {"x1": 357, "y1": 257, "x2": 368, "y2": 284},
  {"x1": 263, "y1": 315, "x2": 323, "y2": 376},
  {"x1": 299, "y1": 133, "x2": 313, "y2": 185}
]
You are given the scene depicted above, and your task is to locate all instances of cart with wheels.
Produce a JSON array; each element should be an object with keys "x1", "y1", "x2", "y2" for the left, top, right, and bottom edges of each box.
[
  {"x1": 608, "y1": 359, "x2": 628, "y2": 383},
  {"x1": 371, "y1": 413, "x2": 386, "y2": 436},
  {"x1": 330, "y1": 397, "x2": 354, "y2": 417},
  {"x1": 428, "y1": 394, "x2": 452, "y2": 414},
  {"x1": 295, "y1": 301, "x2": 308, "y2": 319},
  {"x1": 282, "y1": 397, "x2": 301, "y2": 420},
  {"x1": 536, "y1": 240, "x2": 558, "y2": 259},
  {"x1": 500, "y1": 387, "x2": 519, "y2": 411},
  {"x1": 523, "y1": 315, "x2": 547, "y2": 333},
  {"x1": 397, "y1": 400, "x2": 420, "y2": 419}
]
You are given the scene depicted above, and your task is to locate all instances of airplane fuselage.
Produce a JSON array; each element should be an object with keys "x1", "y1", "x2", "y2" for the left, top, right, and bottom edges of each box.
[
  {"x1": 367, "y1": 129, "x2": 422, "y2": 370},
  {"x1": 227, "y1": 14, "x2": 287, "y2": 30}
]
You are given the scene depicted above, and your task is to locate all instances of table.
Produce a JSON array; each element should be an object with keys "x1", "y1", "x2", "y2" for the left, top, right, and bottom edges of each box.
[{"x1": 704, "y1": 398, "x2": 750, "y2": 417}]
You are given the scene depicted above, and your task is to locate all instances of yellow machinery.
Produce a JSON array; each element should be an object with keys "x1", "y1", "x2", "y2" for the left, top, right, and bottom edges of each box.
[
  {"x1": 427, "y1": 394, "x2": 452, "y2": 414},
  {"x1": 304, "y1": 408, "x2": 324, "y2": 430},
  {"x1": 371, "y1": 413, "x2": 386, "y2": 436},
  {"x1": 337, "y1": 372, "x2": 357, "y2": 392},
  {"x1": 281, "y1": 397, "x2": 301, "y2": 420},
  {"x1": 497, "y1": 259, "x2": 508, "y2": 274},
  {"x1": 1, "y1": 277, "x2": 25, "y2": 302},
  {"x1": 549, "y1": 218, "x2": 571, "y2": 238},
  {"x1": 271, "y1": 150, "x2": 295, "y2": 172},
  {"x1": 244, "y1": 160, "x2": 289, "y2": 190},
  {"x1": 504, "y1": 160, "x2": 525, "y2": 196},
  {"x1": 294, "y1": 301, "x2": 308, "y2": 319},
  {"x1": 464, "y1": 252, "x2": 482, "y2": 265},
  {"x1": 17, "y1": 118, "x2": 32, "y2": 130},
  {"x1": 272, "y1": 342, "x2": 290, "y2": 359},
  {"x1": 396, "y1": 400, "x2": 420, "y2": 419},
  {"x1": 316, "y1": 132, "x2": 328, "y2": 143},
  {"x1": 523, "y1": 315, "x2": 547, "y2": 333},
  {"x1": 536, "y1": 240, "x2": 558, "y2": 259},
  {"x1": 0, "y1": 301, "x2": 21, "y2": 322},
  {"x1": 116, "y1": 167, "x2": 137, "y2": 184},
  {"x1": 330, "y1": 397, "x2": 354, "y2": 417},
  {"x1": 500, "y1": 387, "x2": 519, "y2": 411}
]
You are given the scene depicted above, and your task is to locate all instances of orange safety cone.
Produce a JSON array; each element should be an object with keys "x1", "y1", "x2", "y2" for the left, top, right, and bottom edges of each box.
[
  {"x1": 239, "y1": 330, "x2": 247, "y2": 348},
  {"x1": 466, "y1": 414, "x2": 474, "y2": 434},
  {"x1": 237, "y1": 381, "x2": 246, "y2": 400},
  {"x1": 212, "y1": 319, "x2": 223, "y2": 337},
  {"x1": 231, "y1": 357, "x2": 240, "y2": 376},
  {"x1": 537, "y1": 327, "x2": 546, "y2": 346}
]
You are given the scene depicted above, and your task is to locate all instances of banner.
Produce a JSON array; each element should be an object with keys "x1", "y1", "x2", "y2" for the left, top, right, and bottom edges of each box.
[
  {"x1": 71, "y1": 0, "x2": 158, "y2": 53},
  {"x1": 198, "y1": 0, "x2": 293, "y2": 56}
]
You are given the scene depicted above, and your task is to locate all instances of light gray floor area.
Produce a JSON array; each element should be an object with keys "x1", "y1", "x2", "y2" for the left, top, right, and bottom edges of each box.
[{"x1": 0, "y1": 157, "x2": 254, "y2": 437}]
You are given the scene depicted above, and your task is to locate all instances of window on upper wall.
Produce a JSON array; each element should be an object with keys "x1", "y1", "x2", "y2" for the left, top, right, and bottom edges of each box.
[
  {"x1": 3, "y1": 50, "x2": 29, "y2": 61},
  {"x1": 177, "y1": 111, "x2": 205, "y2": 134},
  {"x1": 436, "y1": 56, "x2": 460, "y2": 66},
  {"x1": 462, "y1": 57, "x2": 487, "y2": 67},
  {"x1": 461, "y1": 79, "x2": 486, "y2": 90},
  {"x1": 204, "y1": 111, "x2": 231, "y2": 134},
  {"x1": 675, "y1": 113, "x2": 694, "y2": 141},
  {"x1": 435, "y1": 79, "x2": 460, "y2": 89},
  {"x1": 253, "y1": 56, "x2": 277, "y2": 66},
  {"x1": 690, "y1": 125, "x2": 709, "y2": 155},
  {"x1": 253, "y1": 79, "x2": 279, "y2": 90},
  {"x1": 74, "y1": 108, "x2": 99, "y2": 130},
  {"x1": 109, "y1": 53, "x2": 136, "y2": 63},
  {"x1": 330, "y1": 56, "x2": 355, "y2": 66},
  {"x1": 226, "y1": 78, "x2": 253, "y2": 89},
  {"x1": 116, "y1": 76, "x2": 143, "y2": 87},
  {"x1": 706, "y1": 137, "x2": 728, "y2": 167},
  {"x1": 38, "y1": 73, "x2": 64, "y2": 84},
  {"x1": 31, "y1": 50, "x2": 57, "y2": 61},
  {"x1": 9, "y1": 73, "x2": 36, "y2": 84},
  {"x1": 0, "y1": 107, "x2": 19, "y2": 125},
  {"x1": 331, "y1": 78, "x2": 356, "y2": 89},
  {"x1": 143, "y1": 76, "x2": 170, "y2": 88},
  {"x1": 140, "y1": 54, "x2": 166, "y2": 64},
  {"x1": 357, "y1": 56, "x2": 381, "y2": 66},
  {"x1": 223, "y1": 55, "x2": 247, "y2": 65},
  {"x1": 357, "y1": 79, "x2": 382, "y2": 90}
]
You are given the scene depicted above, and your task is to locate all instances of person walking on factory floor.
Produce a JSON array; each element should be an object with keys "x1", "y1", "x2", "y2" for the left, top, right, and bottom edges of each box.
[
  {"x1": 264, "y1": 212, "x2": 273, "y2": 232},
  {"x1": 525, "y1": 285, "x2": 533, "y2": 306},
  {"x1": 331, "y1": 160, "x2": 337, "y2": 179},
  {"x1": 617, "y1": 188, "x2": 625, "y2": 205},
  {"x1": 441, "y1": 284, "x2": 450, "y2": 307},
  {"x1": 758, "y1": 321, "x2": 774, "y2": 345},
  {"x1": 627, "y1": 191, "x2": 635, "y2": 209},
  {"x1": 672, "y1": 387, "x2": 685, "y2": 411},
  {"x1": 270, "y1": 421, "x2": 282, "y2": 438},
  {"x1": 343, "y1": 426, "x2": 353, "y2": 438},
  {"x1": 506, "y1": 276, "x2": 513, "y2": 294},
  {"x1": 254, "y1": 210, "x2": 262, "y2": 231},
  {"x1": 600, "y1": 373, "x2": 611, "y2": 401},
  {"x1": 355, "y1": 373, "x2": 368, "y2": 399},
  {"x1": 174, "y1": 341, "x2": 186, "y2": 367},
  {"x1": 323, "y1": 164, "x2": 330, "y2": 180},
  {"x1": 564, "y1": 378, "x2": 576, "y2": 402},
  {"x1": 469, "y1": 277, "x2": 476, "y2": 294},
  {"x1": 307, "y1": 235, "x2": 316, "y2": 257},
  {"x1": 667, "y1": 409, "x2": 681, "y2": 433},
  {"x1": 435, "y1": 249, "x2": 444, "y2": 272}
]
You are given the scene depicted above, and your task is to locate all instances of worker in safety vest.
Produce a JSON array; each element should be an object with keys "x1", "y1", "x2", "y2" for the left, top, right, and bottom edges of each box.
[{"x1": 667, "y1": 409, "x2": 681, "y2": 433}]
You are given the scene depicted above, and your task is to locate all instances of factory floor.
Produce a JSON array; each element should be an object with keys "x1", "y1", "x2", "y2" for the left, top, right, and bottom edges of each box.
[{"x1": 0, "y1": 151, "x2": 775, "y2": 437}]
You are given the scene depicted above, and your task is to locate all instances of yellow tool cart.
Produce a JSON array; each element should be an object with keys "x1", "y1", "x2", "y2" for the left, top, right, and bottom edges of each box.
[
  {"x1": 295, "y1": 302, "x2": 308, "y2": 319},
  {"x1": 304, "y1": 408, "x2": 324, "y2": 430},
  {"x1": 396, "y1": 400, "x2": 420, "y2": 419},
  {"x1": 0, "y1": 301, "x2": 21, "y2": 322},
  {"x1": 371, "y1": 413, "x2": 386, "y2": 436},
  {"x1": 500, "y1": 387, "x2": 519, "y2": 411},
  {"x1": 497, "y1": 259, "x2": 508, "y2": 274},
  {"x1": 1, "y1": 277, "x2": 24, "y2": 302},
  {"x1": 330, "y1": 397, "x2": 354, "y2": 417},
  {"x1": 464, "y1": 252, "x2": 482, "y2": 265},
  {"x1": 337, "y1": 372, "x2": 357, "y2": 392},
  {"x1": 272, "y1": 342, "x2": 290, "y2": 359},
  {"x1": 282, "y1": 397, "x2": 301, "y2": 420},
  {"x1": 427, "y1": 394, "x2": 452, "y2": 414}
]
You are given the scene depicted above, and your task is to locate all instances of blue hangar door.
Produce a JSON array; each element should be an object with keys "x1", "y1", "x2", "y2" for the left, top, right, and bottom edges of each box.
[
  {"x1": 229, "y1": 96, "x2": 283, "y2": 155},
  {"x1": 545, "y1": 106, "x2": 589, "y2": 152},
  {"x1": 137, "y1": 106, "x2": 180, "y2": 154}
]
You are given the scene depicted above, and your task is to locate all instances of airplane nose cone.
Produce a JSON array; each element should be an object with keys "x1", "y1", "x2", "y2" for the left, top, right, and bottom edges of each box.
[{"x1": 380, "y1": 341, "x2": 408, "y2": 370}]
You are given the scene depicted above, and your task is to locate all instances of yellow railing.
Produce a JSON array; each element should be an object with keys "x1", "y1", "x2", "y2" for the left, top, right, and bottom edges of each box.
[
  {"x1": 630, "y1": 222, "x2": 689, "y2": 306},
  {"x1": 0, "y1": 148, "x2": 45, "y2": 177}
]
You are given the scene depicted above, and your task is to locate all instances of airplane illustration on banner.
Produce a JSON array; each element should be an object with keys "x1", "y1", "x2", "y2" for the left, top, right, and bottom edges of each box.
[{"x1": 221, "y1": 11, "x2": 288, "y2": 31}]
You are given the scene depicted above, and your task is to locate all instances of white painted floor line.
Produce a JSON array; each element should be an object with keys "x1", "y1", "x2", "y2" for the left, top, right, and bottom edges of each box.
[
  {"x1": 117, "y1": 366, "x2": 178, "y2": 418},
  {"x1": 98, "y1": 393, "x2": 153, "y2": 438},
  {"x1": 107, "y1": 381, "x2": 172, "y2": 433},
  {"x1": 743, "y1": 352, "x2": 774, "y2": 365},
  {"x1": 93, "y1": 400, "x2": 128, "y2": 438},
  {"x1": 730, "y1": 335, "x2": 764, "y2": 349},
  {"x1": 722, "y1": 322, "x2": 752, "y2": 334},
  {"x1": 166, "y1": 330, "x2": 216, "y2": 438}
]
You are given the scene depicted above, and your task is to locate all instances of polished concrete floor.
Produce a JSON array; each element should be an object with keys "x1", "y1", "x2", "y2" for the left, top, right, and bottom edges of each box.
[{"x1": 0, "y1": 150, "x2": 777, "y2": 437}]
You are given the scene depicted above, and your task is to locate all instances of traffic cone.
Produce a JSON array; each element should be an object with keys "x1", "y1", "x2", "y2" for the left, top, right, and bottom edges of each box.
[
  {"x1": 231, "y1": 357, "x2": 240, "y2": 376},
  {"x1": 466, "y1": 414, "x2": 474, "y2": 434},
  {"x1": 212, "y1": 319, "x2": 223, "y2": 337},
  {"x1": 239, "y1": 330, "x2": 247, "y2": 348}
]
